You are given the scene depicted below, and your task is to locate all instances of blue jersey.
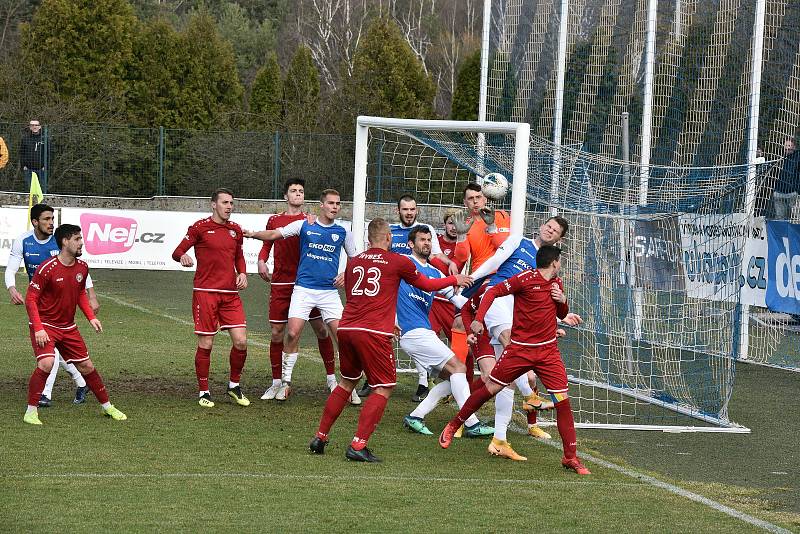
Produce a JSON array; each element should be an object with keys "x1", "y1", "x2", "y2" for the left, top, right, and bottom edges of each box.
[
  {"x1": 396, "y1": 256, "x2": 445, "y2": 333},
  {"x1": 488, "y1": 236, "x2": 538, "y2": 287},
  {"x1": 281, "y1": 219, "x2": 353, "y2": 290},
  {"x1": 17, "y1": 230, "x2": 60, "y2": 280},
  {"x1": 390, "y1": 222, "x2": 442, "y2": 256}
]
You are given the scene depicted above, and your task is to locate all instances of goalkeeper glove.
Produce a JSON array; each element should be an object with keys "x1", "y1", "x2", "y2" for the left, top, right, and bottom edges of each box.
[
  {"x1": 479, "y1": 208, "x2": 497, "y2": 234},
  {"x1": 451, "y1": 211, "x2": 474, "y2": 243}
]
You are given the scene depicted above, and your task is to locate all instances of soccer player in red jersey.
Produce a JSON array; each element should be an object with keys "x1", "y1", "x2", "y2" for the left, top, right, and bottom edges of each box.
[
  {"x1": 428, "y1": 210, "x2": 464, "y2": 344},
  {"x1": 172, "y1": 188, "x2": 250, "y2": 409},
  {"x1": 256, "y1": 178, "x2": 339, "y2": 402},
  {"x1": 438, "y1": 245, "x2": 591, "y2": 475},
  {"x1": 23, "y1": 224, "x2": 127, "y2": 425},
  {"x1": 309, "y1": 218, "x2": 473, "y2": 462}
]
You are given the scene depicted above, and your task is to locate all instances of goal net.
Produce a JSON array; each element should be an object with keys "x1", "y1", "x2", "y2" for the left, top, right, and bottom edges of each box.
[
  {"x1": 352, "y1": 116, "x2": 752, "y2": 432},
  {"x1": 485, "y1": 0, "x2": 800, "y2": 372}
]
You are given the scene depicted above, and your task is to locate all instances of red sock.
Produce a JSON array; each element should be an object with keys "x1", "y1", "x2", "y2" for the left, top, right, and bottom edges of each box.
[
  {"x1": 555, "y1": 398, "x2": 578, "y2": 460},
  {"x1": 453, "y1": 384, "x2": 493, "y2": 426},
  {"x1": 527, "y1": 408, "x2": 538, "y2": 425},
  {"x1": 229, "y1": 347, "x2": 247, "y2": 383},
  {"x1": 83, "y1": 369, "x2": 110, "y2": 404},
  {"x1": 269, "y1": 341, "x2": 283, "y2": 381},
  {"x1": 27, "y1": 367, "x2": 49, "y2": 406},
  {"x1": 352, "y1": 393, "x2": 388, "y2": 450},
  {"x1": 195, "y1": 347, "x2": 212, "y2": 391},
  {"x1": 317, "y1": 336, "x2": 336, "y2": 376},
  {"x1": 316, "y1": 386, "x2": 351, "y2": 440}
]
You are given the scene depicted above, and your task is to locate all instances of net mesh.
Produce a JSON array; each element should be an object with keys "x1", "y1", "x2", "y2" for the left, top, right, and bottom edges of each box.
[
  {"x1": 360, "y1": 123, "x2": 787, "y2": 429},
  {"x1": 486, "y1": 0, "x2": 800, "y2": 372}
]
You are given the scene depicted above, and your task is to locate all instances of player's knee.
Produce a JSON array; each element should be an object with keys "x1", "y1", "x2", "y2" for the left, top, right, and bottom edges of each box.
[
  {"x1": 233, "y1": 339, "x2": 247, "y2": 351},
  {"x1": 75, "y1": 359, "x2": 94, "y2": 374},
  {"x1": 197, "y1": 336, "x2": 214, "y2": 350},
  {"x1": 270, "y1": 325, "x2": 285, "y2": 338},
  {"x1": 372, "y1": 385, "x2": 394, "y2": 399},
  {"x1": 38, "y1": 358, "x2": 54, "y2": 373}
]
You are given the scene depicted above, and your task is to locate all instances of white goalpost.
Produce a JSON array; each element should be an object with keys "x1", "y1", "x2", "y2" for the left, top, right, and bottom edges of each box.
[{"x1": 350, "y1": 115, "x2": 750, "y2": 434}]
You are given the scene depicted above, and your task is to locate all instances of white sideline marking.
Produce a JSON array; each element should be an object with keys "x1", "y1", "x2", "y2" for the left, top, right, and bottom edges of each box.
[
  {"x1": 9, "y1": 471, "x2": 642, "y2": 488},
  {"x1": 97, "y1": 292, "x2": 312, "y2": 359},
  {"x1": 530, "y1": 435, "x2": 791, "y2": 534}
]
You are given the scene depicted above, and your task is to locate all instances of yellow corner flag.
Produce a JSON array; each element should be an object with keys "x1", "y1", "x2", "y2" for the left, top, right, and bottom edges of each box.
[{"x1": 27, "y1": 171, "x2": 44, "y2": 229}]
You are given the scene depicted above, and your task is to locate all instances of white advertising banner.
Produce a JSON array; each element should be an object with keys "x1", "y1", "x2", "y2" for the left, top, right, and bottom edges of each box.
[
  {"x1": 0, "y1": 206, "x2": 40, "y2": 267},
  {"x1": 58, "y1": 208, "x2": 272, "y2": 273},
  {"x1": 739, "y1": 216, "x2": 768, "y2": 307},
  {"x1": 678, "y1": 213, "x2": 749, "y2": 302}
]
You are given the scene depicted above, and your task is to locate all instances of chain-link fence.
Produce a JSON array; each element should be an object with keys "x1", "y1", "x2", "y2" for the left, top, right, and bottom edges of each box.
[{"x1": 0, "y1": 122, "x2": 357, "y2": 200}]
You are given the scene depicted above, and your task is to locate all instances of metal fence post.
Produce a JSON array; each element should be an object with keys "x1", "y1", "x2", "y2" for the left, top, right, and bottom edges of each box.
[
  {"x1": 375, "y1": 140, "x2": 383, "y2": 203},
  {"x1": 158, "y1": 126, "x2": 165, "y2": 196},
  {"x1": 272, "y1": 131, "x2": 281, "y2": 198}
]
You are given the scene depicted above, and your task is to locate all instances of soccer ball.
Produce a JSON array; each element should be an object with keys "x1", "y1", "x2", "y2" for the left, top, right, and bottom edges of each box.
[{"x1": 480, "y1": 173, "x2": 509, "y2": 200}]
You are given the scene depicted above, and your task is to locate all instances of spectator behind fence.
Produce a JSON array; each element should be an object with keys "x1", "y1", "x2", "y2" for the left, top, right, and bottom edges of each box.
[
  {"x1": 20, "y1": 119, "x2": 46, "y2": 190},
  {"x1": 773, "y1": 137, "x2": 800, "y2": 221},
  {"x1": 0, "y1": 135, "x2": 8, "y2": 169}
]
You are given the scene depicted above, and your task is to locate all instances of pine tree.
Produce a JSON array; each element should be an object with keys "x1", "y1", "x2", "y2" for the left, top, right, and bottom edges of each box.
[
  {"x1": 284, "y1": 45, "x2": 320, "y2": 133},
  {"x1": 249, "y1": 51, "x2": 283, "y2": 130},
  {"x1": 450, "y1": 49, "x2": 481, "y2": 121}
]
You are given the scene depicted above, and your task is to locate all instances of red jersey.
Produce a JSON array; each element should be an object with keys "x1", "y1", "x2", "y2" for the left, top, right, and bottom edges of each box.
[
  {"x1": 430, "y1": 234, "x2": 463, "y2": 304},
  {"x1": 338, "y1": 248, "x2": 460, "y2": 336},
  {"x1": 25, "y1": 256, "x2": 95, "y2": 330},
  {"x1": 256, "y1": 212, "x2": 305, "y2": 285},
  {"x1": 475, "y1": 269, "x2": 568, "y2": 346},
  {"x1": 172, "y1": 217, "x2": 246, "y2": 292}
]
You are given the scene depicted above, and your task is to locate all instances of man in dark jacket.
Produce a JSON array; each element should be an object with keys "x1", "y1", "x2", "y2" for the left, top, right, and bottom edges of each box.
[
  {"x1": 773, "y1": 137, "x2": 800, "y2": 221},
  {"x1": 20, "y1": 119, "x2": 46, "y2": 189}
]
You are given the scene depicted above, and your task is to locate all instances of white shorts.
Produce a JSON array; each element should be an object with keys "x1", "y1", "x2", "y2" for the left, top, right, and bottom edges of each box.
[
  {"x1": 484, "y1": 294, "x2": 513, "y2": 343},
  {"x1": 288, "y1": 286, "x2": 343, "y2": 323},
  {"x1": 399, "y1": 328, "x2": 454, "y2": 376}
]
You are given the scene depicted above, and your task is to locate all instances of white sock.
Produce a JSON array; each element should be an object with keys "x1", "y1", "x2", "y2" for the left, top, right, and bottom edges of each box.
[
  {"x1": 494, "y1": 387, "x2": 515, "y2": 441},
  {"x1": 450, "y1": 372, "x2": 480, "y2": 427},
  {"x1": 271, "y1": 378, "x2": 282, "y2": 387},
  {"x1": 416, "y1": 363, "x2": 428, "y2": 387},
  {"x1": 26, "y1": 405, "x2": 37, "y2": 414},
  {"x1": 61, "y1": 358, "x2": 86, "y2": 387},
  {"x1": 101, "y1": 401, "x2": 112, "y2": 410},
  {"x1": 283, "y1": 353, "x2": 298, "y2": 383},
  {"x1": 515, "y1": 375, "x2": 533, "y2": 397},
  {"x1": 410, "y1": 380, "x2": 450, "y2": 419},
  {"x1": 326, "y1": 373, "x2": 336, "y2": 383},
  {"x1": 228, "y1": 381, "x2": 239, "y2": 389},
  {"x1": 42, "y1": 360, "x2": 58, "y2": 399},
  {"x1": 199, "y1": 390, "x2": 210, "y2": 397}
]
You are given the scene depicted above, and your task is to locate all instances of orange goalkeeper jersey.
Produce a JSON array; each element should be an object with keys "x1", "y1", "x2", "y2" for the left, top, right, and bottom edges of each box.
[{"x1": 453, "y1": 210, "x2": 510, "y2": 272}]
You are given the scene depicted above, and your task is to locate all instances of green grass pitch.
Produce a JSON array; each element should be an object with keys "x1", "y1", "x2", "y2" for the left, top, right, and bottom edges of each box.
[{"x1": 0, "y1": 270, "x2": 797, "y2": 532}]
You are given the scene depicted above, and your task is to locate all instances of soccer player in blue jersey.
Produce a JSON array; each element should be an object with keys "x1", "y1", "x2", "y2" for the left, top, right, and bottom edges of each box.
[
  {"x1": 467, "y1": 216, "x2": 581, "y2": 457},
  {"x1": 398, "y1": 226, "x2": 494, "y2": 438},
  {"x1": 245, "y1": 189, "x2": 357, "y2": 402},
  {"x1": 390, "y1": 195, "x2": 460, "y2": 402},
  {"x1": 5, "y1": 204, "x2": 98, "y2": 407}
]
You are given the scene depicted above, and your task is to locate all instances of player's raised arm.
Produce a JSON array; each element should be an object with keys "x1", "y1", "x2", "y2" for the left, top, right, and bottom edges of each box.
[
  {"x1": 245, "y1": 219, "x2": 303, "y2": 241},
  {"x1": 469, "y1": 233, "x2": 522, "y2": 280},
  {"x1": 551, "y1": 278, "x2": 569, "y2": 319},
  {"x1": 399, "y1": 257, "x2": 472, "y2": 292},
  {"x1": 473, "y1": 273, "x2": 519, "y2": 327}
]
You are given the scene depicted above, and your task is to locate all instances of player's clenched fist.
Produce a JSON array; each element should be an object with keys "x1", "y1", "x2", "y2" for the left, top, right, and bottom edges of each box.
[
  {"x1": 179, "y1": 253, "x2": 194, "y2": 267},
  {"x1": 550, "y1": 283, "x2": 566, "y2": 303}
]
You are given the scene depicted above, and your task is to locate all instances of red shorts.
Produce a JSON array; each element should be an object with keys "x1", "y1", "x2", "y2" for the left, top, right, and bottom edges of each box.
[
  {"x1": 429, "y1": 299, "x2": 454, "y2": 341},
  {"x1": 338, "y1": 329, "x2": 396, "y2": 387},
  {"x1": 30, "y1": 324, "x2": 89, "y2": 363},
  {"x1": 268, "y1": 283, "x2": 322, "y2": 323},
  {"x1": 474, "y1": 330, "x2": 495, "y2": 362},
  {"x1": 489, "y1": 341, "x2": 568, "y2": 395},
  {"x1": 192, "y1": 291, "x2": 247, "y2": 335}
]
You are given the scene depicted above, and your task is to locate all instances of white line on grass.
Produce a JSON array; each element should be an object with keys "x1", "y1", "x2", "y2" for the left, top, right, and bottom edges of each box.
[
  {"x1": 6, "y1": 471, "x2": 641, "y2": 488},
  {"x1": 524, "y1": 430, "x2": 791, "y2": 534},
  {"x1": 97, "y1": 291, "x2": 312, "y2": 359}
]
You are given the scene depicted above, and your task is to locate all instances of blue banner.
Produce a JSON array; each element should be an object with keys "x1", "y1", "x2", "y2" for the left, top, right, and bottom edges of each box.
[{"x1": 766, "y1": 221, "x2": 800, "y2": 314}]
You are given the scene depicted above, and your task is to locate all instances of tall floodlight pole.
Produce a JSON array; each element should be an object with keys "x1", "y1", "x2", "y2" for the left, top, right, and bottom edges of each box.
[
  {"x1": 740, "y1": 0, "x2": 766, "y2": 361},
  {"x1": 477, "y1": 0, "x2": 492, "y2": 174},
  {"x1": 633, "y1": 0, "x2": 658, "y2": 340},
  {"x1": 551, "y1": 0, "x2": 569, "y2": 216}
]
